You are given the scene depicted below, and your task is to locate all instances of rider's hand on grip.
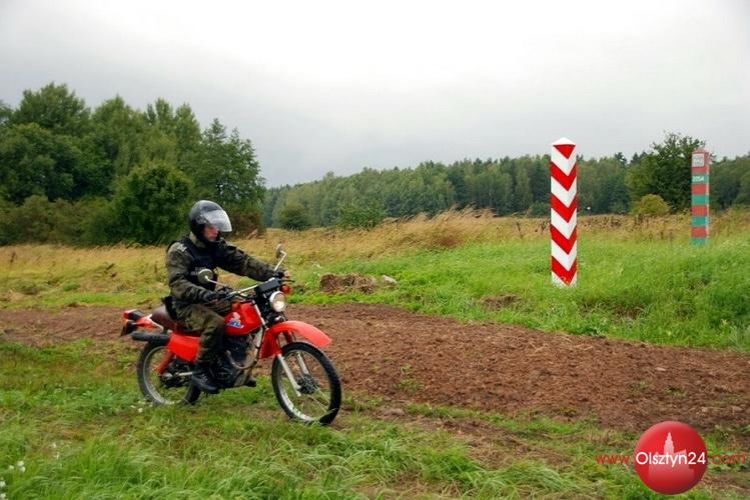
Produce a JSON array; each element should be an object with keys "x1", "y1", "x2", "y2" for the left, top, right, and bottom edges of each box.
[
  {"x1": 274, "y1": 269, "x2": 290, "y2": 279},
  {"x1": 200, "y1": 289, "x2": 220, "y2": 303},
  {"x1": 203, "y1": 288, "x2": 232, "y2": 302}
]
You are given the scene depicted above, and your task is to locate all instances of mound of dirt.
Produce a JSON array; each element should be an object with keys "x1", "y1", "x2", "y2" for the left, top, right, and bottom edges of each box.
[{"x1": 1, "y1": 303, "x2": 748, "y2": 439}]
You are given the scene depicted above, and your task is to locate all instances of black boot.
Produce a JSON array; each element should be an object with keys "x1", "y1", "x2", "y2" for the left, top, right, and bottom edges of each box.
[
  {"x1": 192, "y1": 363, "x2": 219, "y2": 394},
  {"x1": 244, "y1": 374, "x2": 257, "y2": 387}
]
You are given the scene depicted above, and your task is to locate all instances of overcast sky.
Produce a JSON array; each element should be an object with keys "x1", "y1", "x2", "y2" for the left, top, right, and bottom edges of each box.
[{"x1": 1, "y1": 0, "x2": 748, "y2": 186}]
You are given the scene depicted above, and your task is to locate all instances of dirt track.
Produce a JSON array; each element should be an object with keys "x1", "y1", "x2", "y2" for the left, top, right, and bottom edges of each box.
[{"x1": 1, "y1": 303, "x2": 748, "y2": 436}]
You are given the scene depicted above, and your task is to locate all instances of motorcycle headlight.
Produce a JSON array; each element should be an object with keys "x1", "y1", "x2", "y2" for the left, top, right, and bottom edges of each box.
[{"x1": 269, "y1": 291, "x2": 286, "y2": 312}]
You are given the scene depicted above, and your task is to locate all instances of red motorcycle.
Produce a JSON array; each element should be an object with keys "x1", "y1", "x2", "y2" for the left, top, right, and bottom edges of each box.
[{"x1": 121, "y1": 247, "x2": 341, "y2": 425}]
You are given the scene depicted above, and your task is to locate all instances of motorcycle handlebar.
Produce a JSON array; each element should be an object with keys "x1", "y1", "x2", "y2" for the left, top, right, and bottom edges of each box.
[{"x1": 219, "y1": 277, "x2": 293, "y2": 300}]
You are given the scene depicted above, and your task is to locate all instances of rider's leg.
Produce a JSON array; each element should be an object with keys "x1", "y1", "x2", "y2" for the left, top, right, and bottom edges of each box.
[{"x1": 179, "y1": 304, "x2": 225, "y2": 393}]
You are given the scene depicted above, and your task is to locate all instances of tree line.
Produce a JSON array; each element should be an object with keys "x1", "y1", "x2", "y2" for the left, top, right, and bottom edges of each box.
[
  {"x1": 0, "y1": 83, "x2": 264, "y2": 245},
  {"x1": 265, "y1": 134, "x2": 750, "y2": 229},
  {"x1": 1, "y1": 83, "x2": 748, "y2": 244}
]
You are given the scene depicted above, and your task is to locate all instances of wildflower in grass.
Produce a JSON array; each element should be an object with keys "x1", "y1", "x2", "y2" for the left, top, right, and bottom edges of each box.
[
  {"x1": 138, "y1": 408, "x2": 144, "y2": 413},
  {"x1": 0, "y1": 479, "x2": 5, "y2": 488},
  {"x1": 1, "y1": 492, "x2": 6, "y2": 499},
  {"x1": 16, "y1": 462, "x2": 23, "y2": 468},
  {"x1": 6, "y1": 466, "x2": 12, "y2": 471}
]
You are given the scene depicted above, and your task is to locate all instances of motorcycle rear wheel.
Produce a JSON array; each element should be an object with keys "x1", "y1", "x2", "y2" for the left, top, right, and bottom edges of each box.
[
  {"x1": 137, "y1": 342, "x2": 201, "y2": 405},
  {"x1": 271, "y1": 341, "x2": 341, "y2": 425}
]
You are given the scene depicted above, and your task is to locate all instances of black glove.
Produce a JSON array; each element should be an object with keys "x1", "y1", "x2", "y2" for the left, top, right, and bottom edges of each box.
[
  {"x1": 274, "y1": 269, "x2": 286, "y2": 279},
  {"x1": 200, "y1": 289, "x2": 218, "y2": 303},
  {"x1": 200, "y1": 289, "x2": 227, "y2": 303}
]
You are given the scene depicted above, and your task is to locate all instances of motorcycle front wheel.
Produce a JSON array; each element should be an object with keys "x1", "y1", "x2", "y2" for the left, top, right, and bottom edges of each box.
[
  {"x1": 271, "y1": 341, "x2": 341, "y2": 425},
  {"x1": 137, "y1": 342, "x2": 201, "y2": 405}
]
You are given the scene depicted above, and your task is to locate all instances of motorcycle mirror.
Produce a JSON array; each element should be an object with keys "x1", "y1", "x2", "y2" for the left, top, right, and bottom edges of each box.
[
  {"x1": 273, "y1": 244, "x2": 288, "y2": 272},
  {"x1": 196, "y1": 268, "x2": 214, "y2": 284}
]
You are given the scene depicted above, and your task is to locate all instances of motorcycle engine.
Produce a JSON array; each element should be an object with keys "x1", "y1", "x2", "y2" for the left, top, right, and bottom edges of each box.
[{"x1": 213, "y1": 335, "x2": 249, "y2": 387}]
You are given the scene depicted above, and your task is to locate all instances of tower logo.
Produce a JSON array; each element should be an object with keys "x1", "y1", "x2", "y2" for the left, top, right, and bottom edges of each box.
[{"x1": 633, "y1": 421, "x2": 707, "y2": 495}]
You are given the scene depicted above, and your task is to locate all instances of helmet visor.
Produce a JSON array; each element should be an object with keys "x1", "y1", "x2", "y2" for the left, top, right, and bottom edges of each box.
[{"x1": 201, "y1": 208, "x2": 232, "y2": 232}]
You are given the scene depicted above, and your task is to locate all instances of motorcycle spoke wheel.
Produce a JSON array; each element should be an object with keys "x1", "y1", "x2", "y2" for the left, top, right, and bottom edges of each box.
[
  {"x1": 272, "y1": 342, "x2": 341, "y2": 425},
  {"x1": 137, "y1": 343, "x2": 200, "y2": 405}
]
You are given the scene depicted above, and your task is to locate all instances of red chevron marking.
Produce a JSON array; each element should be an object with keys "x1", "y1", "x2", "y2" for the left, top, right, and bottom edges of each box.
[
  {"x1": 550, "y1": 195, "x2": 577, "y2": 222},
  {"x1": 550, "y1": 163, "x2": 577, "y2": 190},
  {"x1": 551, "y1": 256, "x2": 577, "y2": 284},
  {"x1": 553, "y1": 143, "x2": 576, "y2": 159},
  {"x1": 550, "y1": 225, "x2": 577, "y2": 254}
]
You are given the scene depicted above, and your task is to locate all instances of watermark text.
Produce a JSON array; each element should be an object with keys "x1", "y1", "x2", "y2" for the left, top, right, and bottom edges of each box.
[{"x1": 596, "y1": 453, "x2": 747, "y2": 466}]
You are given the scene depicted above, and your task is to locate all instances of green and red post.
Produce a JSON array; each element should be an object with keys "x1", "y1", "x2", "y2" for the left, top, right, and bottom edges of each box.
[{"x1": 691, "y1": 148, "x2": 710, "y2": 245}]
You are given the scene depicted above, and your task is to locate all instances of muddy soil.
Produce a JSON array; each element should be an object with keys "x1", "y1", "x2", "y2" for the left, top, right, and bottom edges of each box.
[{"x1": 1, "y1": 303, "x2": 748, "y2": 436}]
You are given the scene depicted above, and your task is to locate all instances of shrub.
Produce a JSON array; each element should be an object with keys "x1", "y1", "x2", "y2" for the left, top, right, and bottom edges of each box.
[
  {"x1": 526, "y1": 201, "x2": 549, "y2": 217},
  {"x1": 0, "y1": 195, "x2": 65, "y2": 243},
  {"x1": 107, "y1": 161, "x2": 193, "y2": 244},
  {"x1": 632, "y1": 194, "x2": 670, "y2": 217},
  {"x1": 278, "y1": 203, "x2": 311, "y2": 231},
  {"x1": 336, "y1": 202, "x2": 385, "y2": 229}
]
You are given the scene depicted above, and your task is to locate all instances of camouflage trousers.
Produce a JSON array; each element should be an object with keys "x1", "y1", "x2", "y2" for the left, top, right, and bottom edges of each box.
[{"x1": 173, "y1": 301, "x2": 232, "y2": 364}]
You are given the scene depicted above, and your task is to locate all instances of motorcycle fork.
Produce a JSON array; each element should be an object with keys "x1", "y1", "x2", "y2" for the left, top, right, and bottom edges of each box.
[
  {"x1": 276, "y1": 353, "x2": 303, "y2": 395},
  {"x1": 155, "y1": 351, "x2": 174, "y2": 375},
  {"x1": 275, "y1": 337, "x2": 312, "y2": 397}
]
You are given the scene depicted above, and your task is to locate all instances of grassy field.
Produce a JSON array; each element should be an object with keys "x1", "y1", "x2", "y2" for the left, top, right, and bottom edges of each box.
[
  {"x1": 1, "y1": 210, "x2": 749, "y2": 498},
  {"x1": 1, "y1": 339, "x2": 746, "y2": 499},
  {"x1": 1, "y1": 209, "x2": 748, "y2": 351}
]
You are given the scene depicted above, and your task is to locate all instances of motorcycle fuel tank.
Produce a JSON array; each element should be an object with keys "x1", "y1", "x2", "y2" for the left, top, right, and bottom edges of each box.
[{"x1": 224, "y1": 302, "x2": 262, "y2": 336}]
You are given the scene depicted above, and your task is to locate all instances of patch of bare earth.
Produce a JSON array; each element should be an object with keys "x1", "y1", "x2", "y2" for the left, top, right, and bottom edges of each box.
[{"x1": 1, "y1": 303, "x2": 748, "y2": 439}]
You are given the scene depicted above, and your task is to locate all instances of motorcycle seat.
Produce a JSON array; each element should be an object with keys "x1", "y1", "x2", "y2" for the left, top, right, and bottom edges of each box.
[{"x1": 151, "y1": 306, "x2": 201, "y2": 336}]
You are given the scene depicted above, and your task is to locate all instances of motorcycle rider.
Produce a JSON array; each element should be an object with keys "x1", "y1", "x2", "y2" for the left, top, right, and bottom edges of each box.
[{"x1": 165, "y1": 200, "x2": 286, "y2": 394}]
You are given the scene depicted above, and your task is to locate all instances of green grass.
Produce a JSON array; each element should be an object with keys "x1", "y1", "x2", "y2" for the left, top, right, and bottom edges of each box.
[
  {"x1": 1, "y1": 216, "x2": 748, "y2": 497},
  {"x1": 2, "y1": 235, "x2": 749, "y2": 352},
  {"x1": 1, "y1": 221, "x2": 748, "y2": 352},
  {"x1": 1, "y1": 340, "x2": 744, "y2": 499},
  {"x1": 291, "y1": 234, "x2": 750, "y2": 351}
]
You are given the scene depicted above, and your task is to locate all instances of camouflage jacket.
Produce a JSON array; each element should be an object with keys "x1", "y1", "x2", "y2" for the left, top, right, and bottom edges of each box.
[{"x1": 166, "y1": 232, "x2": 277, "y2": 308}]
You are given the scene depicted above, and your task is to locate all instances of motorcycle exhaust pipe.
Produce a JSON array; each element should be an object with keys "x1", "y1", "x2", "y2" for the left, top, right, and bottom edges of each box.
[
  {"x1": 121, "y1": 320, "x2": 137, "y2": 336},
  {"x1": 131, "y1": 331, "x2": 170, "y2": 345}
]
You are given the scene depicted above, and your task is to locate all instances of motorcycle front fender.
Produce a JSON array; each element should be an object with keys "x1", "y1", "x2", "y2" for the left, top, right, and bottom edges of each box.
[{"x1": 259, "y1": 320, "x2": 332, "y2": 359}]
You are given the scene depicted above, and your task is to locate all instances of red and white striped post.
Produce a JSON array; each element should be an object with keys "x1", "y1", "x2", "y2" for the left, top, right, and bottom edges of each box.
[{"x1": 550, "y1": 138, "x2": 577, "y2": 287}]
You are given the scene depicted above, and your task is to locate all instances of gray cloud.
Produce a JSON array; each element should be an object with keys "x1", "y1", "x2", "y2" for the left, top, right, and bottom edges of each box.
[{"x1": 1, "y1": 0, "x2": 748, "y2": 186}]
